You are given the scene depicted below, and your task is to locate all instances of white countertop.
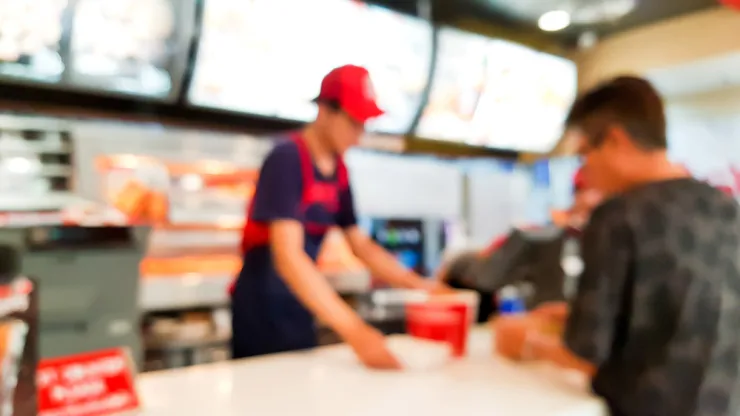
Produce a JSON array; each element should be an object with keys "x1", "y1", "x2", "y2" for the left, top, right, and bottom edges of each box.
[{"x1": 137, "y1": 328, "x2": 607, "y2": 416}]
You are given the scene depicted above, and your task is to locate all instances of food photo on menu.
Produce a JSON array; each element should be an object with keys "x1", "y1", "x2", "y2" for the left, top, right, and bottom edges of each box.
[
  {"x1": 0, "y1": 0, "x2": 67, "y2": 82},
  {"x1": 360, "y1": 4, "x2": 432, "y2": 135},
  {"x1": 68, "y1": 0, "x2": 181, "y2": 97},
  {"x1": 189, "y1": 0, "x2": 328, "y2": 119},
  {"x1": 416, "y1": 28, "x2": 488, "y2": 143}
]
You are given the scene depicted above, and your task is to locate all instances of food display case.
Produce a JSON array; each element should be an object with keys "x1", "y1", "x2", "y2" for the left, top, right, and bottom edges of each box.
[
  {"x1": 0, "y1": 116, "x2": 76, "y2": 213},
  {"x1": 95, "y1": 155, "x2": 249, "y2": 308},
  {"x1": 93, "y1": 155, "x2": 252, "y2": 370},
  {"x1": 93, "y1": 153, "x2": 368, "y2": 370},
  {"x1": 0, "y1": 0, "x2": 69, "y2": 84}
]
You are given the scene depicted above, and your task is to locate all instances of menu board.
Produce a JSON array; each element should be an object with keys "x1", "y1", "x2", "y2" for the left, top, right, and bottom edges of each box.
[
  {"x1": 189, "y1": 0, "x2": 432, "y2": 135},
  {"x1": 477, "y1": 41, "x2": 577, "y2": 152},
  {"x1": 416, "y1": 28, "x2": 577, "y2": 153},
  {"x1": 0, "y1": 0, "x2": 68, "y2": 83},
  {"x1": 415, "y1": 28, "x2": 489, "y2": 143},
  {"x1": 66, "y1": 0, "x2": 194, "y2": 100},
  {"x1": 355, "y1": 5, "x2": 433, "y2": 134}
]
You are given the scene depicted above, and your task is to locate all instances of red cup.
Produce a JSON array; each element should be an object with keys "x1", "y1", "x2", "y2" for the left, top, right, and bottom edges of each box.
[{"x1": 405, "y1": 300, "x2": 470, "y2": 357}]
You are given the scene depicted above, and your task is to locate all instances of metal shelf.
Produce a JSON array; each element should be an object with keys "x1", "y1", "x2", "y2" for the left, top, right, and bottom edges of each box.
[
  {"x1": 139, "y1": 270, "x2": 372, "y2": 312},
  {"x1": 139, "y1": 274, "x2": 232, "y2": 312}
]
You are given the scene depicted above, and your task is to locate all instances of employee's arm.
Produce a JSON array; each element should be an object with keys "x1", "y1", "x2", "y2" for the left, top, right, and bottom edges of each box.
[
  {"x1": 270, "y1": 220, "x2": 365, "y2": 337},
  {"x1": 538, "y1": 199, "x2": 633, "y2": 377},
  {"x1": 344, "y1": 226, "x2": 430, "y2": 289},
  {"x1": 335, "y1": 184, "x2": 430, "y2": 290}
]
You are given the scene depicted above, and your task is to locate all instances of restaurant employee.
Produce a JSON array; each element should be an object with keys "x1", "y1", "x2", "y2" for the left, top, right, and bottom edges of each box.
[{"x1": 231, "y1": 65, "x2": 440, "y2": 369}]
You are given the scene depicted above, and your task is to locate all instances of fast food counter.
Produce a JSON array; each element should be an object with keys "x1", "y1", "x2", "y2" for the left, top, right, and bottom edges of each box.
[{"x1": 136, "y1": 327, "x2": 607, "y2": 416}]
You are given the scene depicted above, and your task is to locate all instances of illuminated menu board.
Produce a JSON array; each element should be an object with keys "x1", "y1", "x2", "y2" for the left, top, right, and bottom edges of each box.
[
  {"x1": 66, "y1": 0, "x2": 194, "y2": 100},
  {"x1": 354, "y1": 5, "x2": 433, "y2": 134},
  {"x1": 0, "y1": 0, "x2": 68, "y2": 83},
  {"x1": 414, "y1": 28, "x2": 489, "y2": 143},
  {"x1": 416, "y1": 28, "x2": 577, "y2": 153},
  {"x1": 477, "y1": 41, "x2": 577, "y2": 152},
  {"x1": 189, "y1": 0, "x2": 432, "y2": 135}
]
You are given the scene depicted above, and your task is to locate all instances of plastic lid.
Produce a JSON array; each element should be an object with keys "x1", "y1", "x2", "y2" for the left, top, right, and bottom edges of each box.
[
  {"x1": 498, "y1": 285, "x2": 525, "y2": 315},
  {"x1": 499, "y1": 285, "x2": 520, "y2": 300}
]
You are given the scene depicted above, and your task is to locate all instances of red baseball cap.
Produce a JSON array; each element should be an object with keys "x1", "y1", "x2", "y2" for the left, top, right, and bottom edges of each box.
[{"x1": 315, "y1": 65, "x2": 384, "y2": 124}]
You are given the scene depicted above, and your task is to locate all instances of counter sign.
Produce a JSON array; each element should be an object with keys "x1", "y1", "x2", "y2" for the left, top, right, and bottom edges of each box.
[{"x1": 37, "y1": 348, "x2": 140, "y2": 416}]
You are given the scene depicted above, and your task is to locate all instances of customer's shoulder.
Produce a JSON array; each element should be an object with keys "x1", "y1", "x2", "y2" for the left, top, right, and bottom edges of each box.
[
  {"x1": 603, "y1": 179, "x2": 740, "y2": 233},
  {"x1": 589, "y1": 195, "x2": 629, "y2": 227}
]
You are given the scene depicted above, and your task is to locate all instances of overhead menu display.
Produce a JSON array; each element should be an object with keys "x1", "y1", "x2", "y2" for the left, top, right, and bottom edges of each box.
[
  {"x1": 355, "y1": 5, "x2": 433, "y2": 134},
  {"x1": 66, "y1": 0, "x2": 194, "y2": 100},
  {"x1": 477, "y1": 41, "x2": 577, "y2": 152},
  {"x1": 416, "y1": 28, "x2": 577, "y2": 153},
  {"x1": 415, "y1": 28, "x2": 489, "y2": 144},
  {"x1": 189, "y1": 0, "x2": 432, "y2": 135},
  {"x1": 0, "y1": 0, "x2": 68, "y2": 83}
]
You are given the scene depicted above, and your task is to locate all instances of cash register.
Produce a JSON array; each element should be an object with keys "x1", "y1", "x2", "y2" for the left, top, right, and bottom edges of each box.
[
  {"x1": 470, "y1": 226, "x2": 572, "y2": 309},
  {"x1": 0, "y1": 225, "x2": 148, "y2": 365}
]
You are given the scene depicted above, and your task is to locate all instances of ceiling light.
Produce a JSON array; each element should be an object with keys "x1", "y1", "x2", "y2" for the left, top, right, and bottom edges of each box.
[
  {"x1": 539, "y1": 10, "x2": 571, "y2": 32},
  {"x1": 571, "y1": 0, "x2": 637, "y2": 24}
]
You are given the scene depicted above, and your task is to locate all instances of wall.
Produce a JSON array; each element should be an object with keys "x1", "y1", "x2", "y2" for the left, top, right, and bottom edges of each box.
[
  {"x1": 670, "y1": 86, "x2": 740, "y2": 116},
  {"x1": 666, "y1": 87, "x2": 740, "y2": 191},
  {"x1": 576, "y1": 7, "x2": 740, "y2": 90}
]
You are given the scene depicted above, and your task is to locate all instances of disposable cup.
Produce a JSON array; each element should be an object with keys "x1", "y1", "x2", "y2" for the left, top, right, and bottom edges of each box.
[{"x1": 405, "y1": 299, "x2": 470, "y2": 357}]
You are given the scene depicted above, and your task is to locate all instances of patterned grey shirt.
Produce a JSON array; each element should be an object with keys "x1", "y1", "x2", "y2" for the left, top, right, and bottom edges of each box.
[{"x1": 564, "y1": 178, "x2": 740, "y2": 416}]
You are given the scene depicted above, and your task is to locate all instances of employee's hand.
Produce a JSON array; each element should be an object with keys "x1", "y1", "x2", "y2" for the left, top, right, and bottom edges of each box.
[{"x1": 345, "y1": 324, "x2": 401, "y2": 370}]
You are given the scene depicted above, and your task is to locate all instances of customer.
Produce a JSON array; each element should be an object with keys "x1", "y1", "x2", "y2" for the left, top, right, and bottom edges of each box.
[
  {"x1": 231, "y1": 65, "x2": 440, "y2": 369},
  {"x1": 529, "y1": 76, "x2": 740, "y2": 416}
]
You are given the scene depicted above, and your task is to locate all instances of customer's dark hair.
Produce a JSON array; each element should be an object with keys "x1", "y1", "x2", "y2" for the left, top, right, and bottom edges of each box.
[{"x1": 566, "y1": 76, "x2": 667, "y2": 150}]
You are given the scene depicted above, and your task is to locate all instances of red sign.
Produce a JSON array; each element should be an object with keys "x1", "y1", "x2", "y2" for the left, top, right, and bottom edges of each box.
[
  {"x1": 720, "y1": 0, "x2": 740, "y2": 10},
  {"x1": 37, "y1": 348, "x2": 140, "y2": 416}
]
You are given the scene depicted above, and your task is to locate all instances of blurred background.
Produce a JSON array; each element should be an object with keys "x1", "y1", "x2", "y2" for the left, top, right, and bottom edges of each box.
[{"x1": 0, "y1": 0, "x2": 739, "y2": 373}]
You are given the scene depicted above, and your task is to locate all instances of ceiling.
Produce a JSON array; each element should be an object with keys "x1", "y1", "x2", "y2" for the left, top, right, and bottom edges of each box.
[{"x1": 372, "y1": 0, "x2": 720, "y2": 46}]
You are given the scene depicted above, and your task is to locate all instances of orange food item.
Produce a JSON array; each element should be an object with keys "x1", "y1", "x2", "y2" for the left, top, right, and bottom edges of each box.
[
  {"x1": 146, "y1": 191, "x2": 169, "y2": 224},
  {"x1": 140, "y1": 254, "x2": 241, "y2": 277},
  {"x1": 110, "y1": 179, "x2": 151, "y2": 221}
]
